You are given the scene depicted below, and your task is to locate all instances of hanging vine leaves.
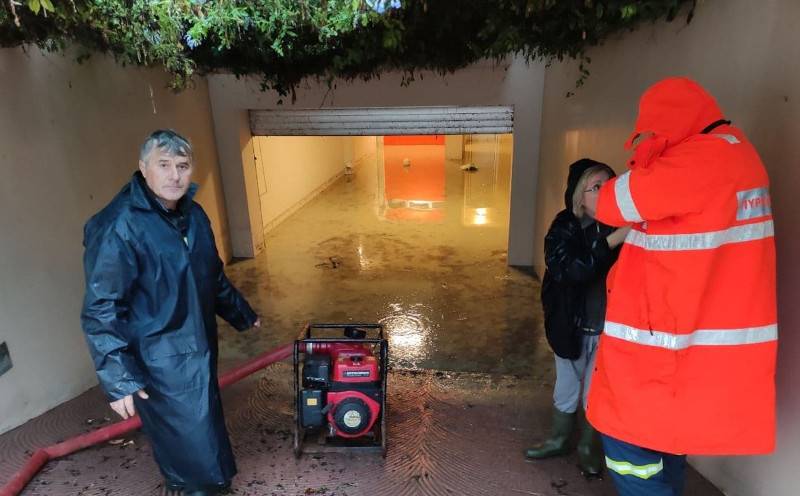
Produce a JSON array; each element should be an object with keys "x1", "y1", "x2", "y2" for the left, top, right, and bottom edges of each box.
[{"x1": 0, "y1": 0, "x2": 695, "y2": 96}]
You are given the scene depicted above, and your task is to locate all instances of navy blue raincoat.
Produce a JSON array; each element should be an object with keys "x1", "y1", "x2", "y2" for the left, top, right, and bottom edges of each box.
[{"x1": 81, "y1": 172, "x2": 257, "y2": 489}]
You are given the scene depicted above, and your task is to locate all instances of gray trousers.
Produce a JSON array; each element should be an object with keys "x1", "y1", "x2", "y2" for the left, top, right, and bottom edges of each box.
[{"x1": 553, "y1": 334, "x2": 600, "y2": 414}]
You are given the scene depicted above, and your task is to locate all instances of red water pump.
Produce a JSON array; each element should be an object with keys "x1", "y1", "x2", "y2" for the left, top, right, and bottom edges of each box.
[{"x1": 293, "y1": 323, "x2": 388, "y2": 456}]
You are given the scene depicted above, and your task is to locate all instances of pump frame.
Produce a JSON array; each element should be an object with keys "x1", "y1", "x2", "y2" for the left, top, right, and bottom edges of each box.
[{"x1": 292, "y1": 322, "x2": 388, "y2": 457}]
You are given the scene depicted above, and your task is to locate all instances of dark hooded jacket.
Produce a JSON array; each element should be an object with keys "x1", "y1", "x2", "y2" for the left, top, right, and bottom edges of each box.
[
  {"x1": 541, "y1": 159, "x2": 619, "y2": 359},
  {"x1": 81, "y1": 172, "x2": 257, "y2": 489}
]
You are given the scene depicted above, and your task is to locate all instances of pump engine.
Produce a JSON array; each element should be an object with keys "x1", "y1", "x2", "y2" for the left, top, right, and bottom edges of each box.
[{"x1": 293, "y1": 324, "x2": 387, "y2": 456}]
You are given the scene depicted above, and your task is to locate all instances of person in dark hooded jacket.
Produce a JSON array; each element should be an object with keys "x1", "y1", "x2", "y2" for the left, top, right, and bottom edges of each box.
[
  {"x1": 81, "y1": 130, "x2": 261, "y2": 496},
  {"x1": 524, "y1": 159, "x2": 629, "y2": 477}
]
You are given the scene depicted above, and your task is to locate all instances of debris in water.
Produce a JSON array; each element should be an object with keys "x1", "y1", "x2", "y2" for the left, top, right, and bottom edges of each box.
[{"x1": 315, "y1": 256, "x2": 342, "y2": 269}]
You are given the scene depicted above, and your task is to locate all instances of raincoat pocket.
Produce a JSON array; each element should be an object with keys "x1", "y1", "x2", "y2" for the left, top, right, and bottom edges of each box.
[
  {"x1": 143, "y1": 334, "x2": 206, "y2": 393},
  {"x1": 145, "y1": 332, "x2": 199, "y2": 361}
]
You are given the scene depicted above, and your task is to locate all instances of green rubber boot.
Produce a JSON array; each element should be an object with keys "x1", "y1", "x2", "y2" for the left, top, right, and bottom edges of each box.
[
  {"x1": 577, "y1": 410, "x2": 604, "y2": 477},
  {"x1": 524, "y1": 408, "x2": 575, "y2": 460}
]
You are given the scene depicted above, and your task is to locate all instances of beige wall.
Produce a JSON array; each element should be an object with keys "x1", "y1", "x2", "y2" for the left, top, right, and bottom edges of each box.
[
  {"x1": 207, "y1": 56, "x2": 546, "y2": 266},
  {"x1": 254, "y1": 136, "x2": 377, "y2": 235},
  {"x1": 352, "y1": 136, "x2": 378, "y2": 170},
  {"x1": 534, "y1": 1, "x2": 799, "y2": 494},
  {"x1": 254, "y1": 136, "x2": 345, "y2": 234},
  {"x1": 342, "y1": 135, "x2": 377, "y2": 172},
  {"x1": 0, "y1": 47, "x2": 229, "y2": 434}
]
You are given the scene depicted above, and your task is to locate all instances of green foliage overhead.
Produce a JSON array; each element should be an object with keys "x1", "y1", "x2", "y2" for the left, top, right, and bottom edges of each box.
[{"x1": 0, "y1": 1, "x2": 695, "y2": 97}]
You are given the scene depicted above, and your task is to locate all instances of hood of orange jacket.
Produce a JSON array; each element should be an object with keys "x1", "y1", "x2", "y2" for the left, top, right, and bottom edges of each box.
[{"x1": 625, "y1": 77, "x2": 726, "y2": 170}]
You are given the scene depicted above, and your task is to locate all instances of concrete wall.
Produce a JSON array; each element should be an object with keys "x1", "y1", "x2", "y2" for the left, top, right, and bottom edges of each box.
[
  {"x1": 352, "y1": 136, "x2": 378, "y2": 170},
  {"x1": 207, "y1": 56, "x2": 546, "y2": 266},
  {"x1": 253, "y1": 136, "x2": 346, "y2": 234},
  {"x1": 0, "y1": 47, "x2": 229, "y2": 434},
  {"x1": 534, "y1": 1, "x2": 799, "y2": 494},
  {"x1": 253, "y1": 136, "x2": 377, "y2": 236},
  {"x1": 342, "y1": 135, "x2": 377, "y2": 173}
]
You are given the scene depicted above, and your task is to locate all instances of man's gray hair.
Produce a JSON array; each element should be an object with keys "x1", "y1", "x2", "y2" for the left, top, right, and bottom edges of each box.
[{"x1": 139, "y1": 129, "x2": 193, "y2": 162}]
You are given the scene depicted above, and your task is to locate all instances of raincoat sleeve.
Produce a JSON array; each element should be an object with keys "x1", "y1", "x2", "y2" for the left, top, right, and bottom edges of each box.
[
  {"x1": 596, "y1": 142, "x2": 721, "y2": 226},
  {"x1": 81, "y1": 222, "x2": 146, "y2": 401},
  {"x1": 215, "y1": 269, "x2": 258, "y2": 331},
  {"x1": 544, "y1": 213, "x2": 615, "y2": 284},
  {"x1": 201, "y1": 210, "x2": 258, "y2": 331}
]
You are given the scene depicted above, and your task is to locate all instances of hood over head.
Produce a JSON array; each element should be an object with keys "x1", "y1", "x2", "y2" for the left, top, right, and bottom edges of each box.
[
  {"x1": 564, "y1": 158, "x2": 616, "y2": 211},
  {"x1": 625, "y1": 77, "x2": 726, "y2": 169}
]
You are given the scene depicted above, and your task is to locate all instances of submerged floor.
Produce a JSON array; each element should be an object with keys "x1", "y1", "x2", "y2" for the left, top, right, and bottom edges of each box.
[
  {"x1": 0, "y1": 137, "x2": 724, "y2": 495},
  {"x1": 219, "y1": 136, "x2": 546, "y2": 376}
]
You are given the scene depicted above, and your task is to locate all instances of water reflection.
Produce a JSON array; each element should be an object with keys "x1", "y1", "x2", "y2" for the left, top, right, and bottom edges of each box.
[
  {"x1": 469, "y1": 207, "x2": 489, "y2": 225},
  {"x1": 380, "y1": 137, "x2": 447, "y2": 222},
  {"x1": 356, "y1": 239, "x2": 371, "y2": 271},
  {"x1": 376, "y1": 135, "x2": 511, "y2": 229},
  {"x1": 379, "y1": 302, "x2": 434, "y2": 369},
  {"x1": 461, "y1": 135, "x2": 509, "y2": 227},
  {"x1": 225, "y1": 133, "x2": 540, "y2": 376}
]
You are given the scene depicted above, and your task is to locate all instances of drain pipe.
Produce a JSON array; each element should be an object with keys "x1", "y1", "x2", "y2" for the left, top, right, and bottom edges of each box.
[{"x1": 1, "y1": 342, "x2": 294, "y2": 496}]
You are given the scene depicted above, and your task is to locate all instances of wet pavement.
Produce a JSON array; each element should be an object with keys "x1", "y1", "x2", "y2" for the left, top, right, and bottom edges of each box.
[
  {"x1": 0, "y1": 136, "x2": 724, "y2": 495},
  {"x1": 0, "y1": 365, "x2": 724, "y2": 495}
]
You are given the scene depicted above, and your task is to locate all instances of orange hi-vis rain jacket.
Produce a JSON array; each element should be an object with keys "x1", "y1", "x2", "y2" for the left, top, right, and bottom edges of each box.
[{"x1": 586, "y1": 78, "x2": 777, "y2": 455}]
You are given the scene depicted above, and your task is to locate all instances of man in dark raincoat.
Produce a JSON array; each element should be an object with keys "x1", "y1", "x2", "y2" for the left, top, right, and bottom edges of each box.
[{"x1": 81, "y1": 129, "x2": 261, "y2": 496}]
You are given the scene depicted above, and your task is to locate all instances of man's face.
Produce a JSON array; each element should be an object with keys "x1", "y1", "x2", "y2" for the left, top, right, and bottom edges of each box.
[{"x1": 138, "y1": 147, "x2": 193, "y2": 209}]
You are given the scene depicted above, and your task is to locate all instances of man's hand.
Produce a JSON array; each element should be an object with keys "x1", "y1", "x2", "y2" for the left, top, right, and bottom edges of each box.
[
  {"x1": 110, "y1": 389, "x2": 149, "y2": 419},
  {"x1": 253, "y1": 318, "x2": 262, "y2": 329}
]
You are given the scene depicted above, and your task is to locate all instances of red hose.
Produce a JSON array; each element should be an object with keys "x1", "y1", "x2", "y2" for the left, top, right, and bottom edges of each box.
[
  {"x1": 218, "y1": 342, "x2": 293, "y2": 388},
  {"x1": 1, "y1": 342, "x2": 293, "y2": 496}
]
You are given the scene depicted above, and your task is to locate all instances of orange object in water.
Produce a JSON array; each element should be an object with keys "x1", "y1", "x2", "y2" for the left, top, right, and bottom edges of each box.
[{"x1": 587, "y1": 77, "x2": 777, "y2": 455}]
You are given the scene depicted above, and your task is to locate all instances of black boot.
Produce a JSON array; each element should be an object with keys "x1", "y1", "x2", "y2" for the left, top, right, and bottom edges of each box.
[
  {"x1": 577, "y1": 410, "x2": 603, "y2": 477},
  {"x1": 186, "y1": 483, "x2": 231, "y2": 496},
  {"x1": 168, "y1": 481, "x2": 230, "y2": 496},
  {"x1": 161, "y1": 480, "x2": 183, "y2": 496},
  {"x1": 524, "y1": 408, "x2": 575, "y2": 459}
]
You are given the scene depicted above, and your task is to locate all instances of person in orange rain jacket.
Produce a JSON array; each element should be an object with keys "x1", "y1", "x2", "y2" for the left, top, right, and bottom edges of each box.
[{"x1": 586, "y1": 77, "x2": 777, "y2": 496}]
